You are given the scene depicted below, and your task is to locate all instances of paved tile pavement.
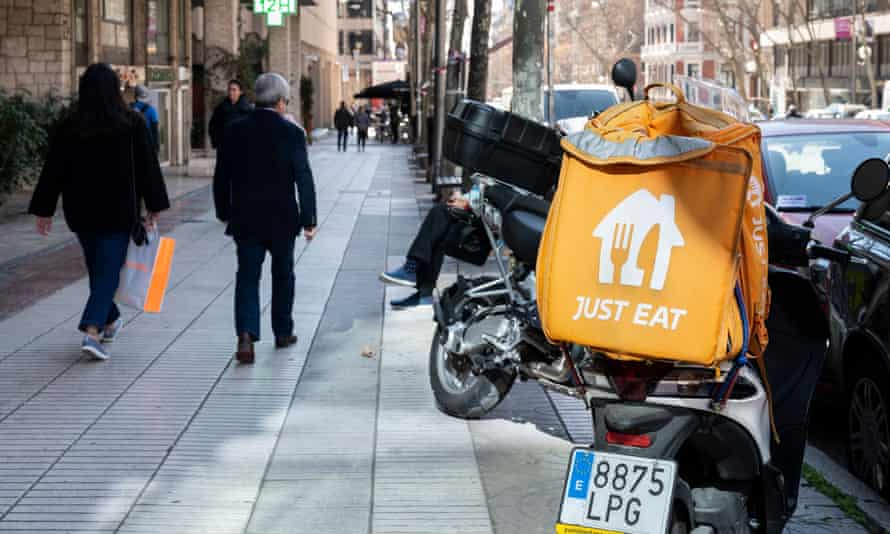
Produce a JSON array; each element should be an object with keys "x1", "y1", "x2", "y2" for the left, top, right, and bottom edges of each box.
[{"x1": 0, "y1": 140, "x2": 878, "y2": 533}]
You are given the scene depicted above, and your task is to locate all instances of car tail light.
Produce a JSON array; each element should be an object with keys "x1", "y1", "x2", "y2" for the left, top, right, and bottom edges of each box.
[
  {"x1": 602, "y1": 359, "x2": 673, "y2": 401},
  {"x1": 605, "y1": 431, "x2": 652, "y2": 448}
]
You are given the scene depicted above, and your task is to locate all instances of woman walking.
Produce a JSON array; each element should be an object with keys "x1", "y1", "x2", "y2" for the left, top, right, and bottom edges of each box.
[
  {"x1": 29, "y1": 63, "x2": 170, "y2": 361},
  {"x1": 355, "y1": 106, "x2": 370, "y2": 152}
]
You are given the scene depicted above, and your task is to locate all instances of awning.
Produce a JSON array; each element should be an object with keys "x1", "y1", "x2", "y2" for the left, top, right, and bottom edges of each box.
[{"x1": 353, "y1": 80, "x2": 410, "y2": 100}]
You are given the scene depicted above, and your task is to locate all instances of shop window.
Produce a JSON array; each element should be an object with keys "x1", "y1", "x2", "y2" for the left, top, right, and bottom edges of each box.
[
  {"x1": 879, "y1": 36, "x2": 890, "y2": 79},
  {"x1": 686, "y1": 22, "x2": 700, "y2": 43},
  {"x1": 831, "y1": 39, "x2": 851, "y2": 78},
  {"x1": 345, "y1": 30, "x2": 374, "y2": 56},
  {"x1": 148, "y1": 0, "x2": 170, "y2": 64},
  {"x1": 179, "y1": 0, "x2": 187, "y2": 63},
  {"x1": 74, "y1": 0, "x2": 88, "y2": 66},
  {"x1": 343, "y1": 0, "x2": 371, "y2": 18}
]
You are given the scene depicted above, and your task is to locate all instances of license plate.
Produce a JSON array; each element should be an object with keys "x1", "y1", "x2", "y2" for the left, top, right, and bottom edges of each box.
[{"x1": 557, "y1": 449, "x2": 677, "y2": 534}]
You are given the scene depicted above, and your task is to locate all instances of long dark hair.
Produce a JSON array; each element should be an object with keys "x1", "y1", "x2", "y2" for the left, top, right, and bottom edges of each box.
[{"x1": 74, "y1": 63, "x2": 137, "y2": 136}]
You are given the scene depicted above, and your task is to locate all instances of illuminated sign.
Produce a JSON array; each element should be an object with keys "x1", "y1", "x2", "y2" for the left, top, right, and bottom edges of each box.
[{"x1": 253, "y1": 0, "x2": 297, "y2": 27}]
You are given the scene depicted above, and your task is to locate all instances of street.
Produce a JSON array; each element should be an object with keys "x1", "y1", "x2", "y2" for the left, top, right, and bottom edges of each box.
[{"x1": 0, "y1": 140, "x2": 878, "y2": 533}]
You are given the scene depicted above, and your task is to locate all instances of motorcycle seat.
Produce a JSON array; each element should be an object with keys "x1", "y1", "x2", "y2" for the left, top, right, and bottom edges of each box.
[
  {"x1": 485, "y1": 184, "x2": 551, "y2": 265},
  {"x1": 485, "y1": 184, "x2": 551, "y2": 218},
  {"x1": 502, "y1": 209, "x2": 547, "y2": 265}
]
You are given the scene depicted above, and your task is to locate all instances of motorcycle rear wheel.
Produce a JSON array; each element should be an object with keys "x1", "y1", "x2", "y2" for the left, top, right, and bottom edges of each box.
[{"x1": 429, "y1": 325, "x2": 516, "y2": 419}]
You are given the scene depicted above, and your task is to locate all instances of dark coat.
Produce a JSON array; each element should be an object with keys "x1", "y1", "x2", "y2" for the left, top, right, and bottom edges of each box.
[
  {"x1": 213, "y1": 108, "x2": 317, "y2": 240},
  {"x1": 29, "y1": 115, "x2": 170, "y2": 234},
  {"x1": 209, "y1": 96, "x2": 253, "y2": 149},
  {"x1": 334, "y1": 107, "x2": 352, "y2": 130}
]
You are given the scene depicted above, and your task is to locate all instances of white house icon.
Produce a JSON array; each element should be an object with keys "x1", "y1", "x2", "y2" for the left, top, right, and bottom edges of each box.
[{"x1": 593, "y1": 189, "x2": 685, "y2": 291}]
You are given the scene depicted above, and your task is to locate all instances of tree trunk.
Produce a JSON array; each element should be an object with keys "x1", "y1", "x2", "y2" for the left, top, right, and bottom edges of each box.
[
  {"x1": 467, "y1": 0, "x2": 492, "y2": 101},
  {"x1": 512, "y1": 0, "x2": 545, "y2": 121},
  {"x1": 446, "y1": 0, "x2": 468, "y2": 111},
  {"x1": 858, "y1": 4, "x2": 879, "y2": 107}
]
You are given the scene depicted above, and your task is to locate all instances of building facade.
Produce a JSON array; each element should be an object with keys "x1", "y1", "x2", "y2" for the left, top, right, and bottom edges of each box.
[
  {"x1": 762, "y1": 1, "x2": 890, "y2": 111},
  {"x1": 301, "y1": 1, "x2": 341, "y2": 129},
  {"x1": 338, "y1": 0, "x2": 386, "y2": 106},
  {"x1": 486, "y1": 0, "x2": 643, "y2": 107},
  {"x1": 641, "y1": 0, "x2": 723, "y2": 87},
  {"x1": 0, "y1": 0, "x2": 193, "y2": 166}
]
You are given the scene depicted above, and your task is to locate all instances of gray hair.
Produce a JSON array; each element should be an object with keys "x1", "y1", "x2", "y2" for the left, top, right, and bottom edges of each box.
[{"x1": 254, "y1": 72, "x2": 290, "y2": 108}]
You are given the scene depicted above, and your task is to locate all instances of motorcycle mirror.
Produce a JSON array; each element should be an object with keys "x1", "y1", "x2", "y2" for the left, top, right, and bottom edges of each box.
[
  {"x1": 611, "y1": 59, "x2": 637, "y2": 101},
  {"x1": 851, "y1": 158, "x2": 890, "y2": 202},
  {"x1": 805, "y1": 158, "x2": 890, "y2": 228}
]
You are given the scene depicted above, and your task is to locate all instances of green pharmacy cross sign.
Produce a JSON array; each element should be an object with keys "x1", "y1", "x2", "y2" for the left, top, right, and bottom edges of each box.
[{"x1": 254, "y1": 0, "x2": 297, "y2": 26}]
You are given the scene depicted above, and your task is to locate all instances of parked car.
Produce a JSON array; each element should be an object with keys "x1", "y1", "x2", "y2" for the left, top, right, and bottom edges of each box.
[
  {"x1": 805, "y1": 103, "x2": 868, "y2": 119},
  {"x1": 815, "y1": 160, "x2": 890, "y2": 499},
  {"x1": 761, "y1": 120, "x2": 890, "y2": 496},
  {"x1": 761, "y1": 119, "x2": 890, "y2": 244},
  {"x1": 855, "y1": 109, "x2": 890, "y2": 121},
  {"x1": 543, "y1": 84, "x2": 621, "y2": 133}
]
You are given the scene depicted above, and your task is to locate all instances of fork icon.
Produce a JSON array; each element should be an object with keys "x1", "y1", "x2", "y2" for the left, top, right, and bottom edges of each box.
[
  {"x1": 593, "y1": 190, "x2": 684, "y2": 291},
  {"x1": 608, "y1": 223, "x2": 645, "y2": 288}
]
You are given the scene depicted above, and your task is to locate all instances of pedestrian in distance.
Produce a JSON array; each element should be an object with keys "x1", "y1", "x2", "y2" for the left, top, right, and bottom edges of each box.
[
  {"x1": 29, "y1": 63, "x2": 170, "y2": 361},
  {"x1": 208, "y1": 79, "x2": 253, "y2": 150},
  {"x1": 213, "y1": 72, "x2": 318, "y2": 364},
  {"x1": 379, "y1": 191, "x2": 471, "y2": 308},
  {"x1": 131, "y1": 85, "x2": 161, "y2": 155},
  {"x1": 334, "y1": 101, "x2": 352, "y2": 152},
  {"x1": 355, "y1": 106, "x2": 371, "y2": 152},
  {"x1": 389, "y1": 102, "x2": 400, "y2": 144}
]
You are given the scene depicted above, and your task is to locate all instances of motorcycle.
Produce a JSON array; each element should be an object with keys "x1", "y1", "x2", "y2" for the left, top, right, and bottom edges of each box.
[{"x1": 429, "y1": 60, "x2": 890, "y2": 533}]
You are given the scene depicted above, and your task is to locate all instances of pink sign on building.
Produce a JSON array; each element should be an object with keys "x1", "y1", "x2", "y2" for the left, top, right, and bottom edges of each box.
[{"x1": 835, "y1": 17, "x2": 852, "y2": 40}]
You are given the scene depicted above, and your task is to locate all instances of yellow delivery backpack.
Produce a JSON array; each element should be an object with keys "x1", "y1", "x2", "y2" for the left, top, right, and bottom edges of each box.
[{"x1": 536, "y1": 83, "x2": 769, "y2": 369}]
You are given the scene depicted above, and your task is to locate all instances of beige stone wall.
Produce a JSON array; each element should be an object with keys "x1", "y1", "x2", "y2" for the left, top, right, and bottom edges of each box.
[
  {"x1": 0, "y1": 0, "x2": 73, "y2": 97},
  {"x1": 300, "y1": 2, "x2": 337, "y2": 58},
  {"x1": 204, "y1": 0, "x2": 239, "y2": 54}
]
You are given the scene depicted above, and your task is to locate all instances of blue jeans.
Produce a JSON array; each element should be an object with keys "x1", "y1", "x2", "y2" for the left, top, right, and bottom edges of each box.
[
  {"x1": 76, "y1": 232, "x2": 129, "y2": 332},
  {"x1": 337, "y1": 128, "x2": 348, "y2": 151},
  {"x1": 235, "y1": 237, "x2": 296, "y2": 341}
]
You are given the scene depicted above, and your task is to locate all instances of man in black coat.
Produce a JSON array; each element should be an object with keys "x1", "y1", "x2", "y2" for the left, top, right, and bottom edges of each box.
[
  {"x1": 213, "y1": 72, "x2": 318, "y2": 364},
  {"x1": 333, "y1": 101, "x2": 352, "y2": 152},
  {"x1": 208, "y1": 79, "x2": 253, "y2": 149}
]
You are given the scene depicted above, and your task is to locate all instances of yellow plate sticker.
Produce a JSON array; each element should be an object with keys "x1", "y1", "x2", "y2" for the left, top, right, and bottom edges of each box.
[{"x1": 555, "y1": 523, "x2": 622, "y2": 534}]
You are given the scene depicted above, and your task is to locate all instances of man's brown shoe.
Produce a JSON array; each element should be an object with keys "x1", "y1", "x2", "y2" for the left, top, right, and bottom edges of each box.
[
  {"x1": 236, "y1": 333, "x2": 255, "y2": 364},
  {"x1": 275, "y1": 335, "x2": 298, "y2": 349}
]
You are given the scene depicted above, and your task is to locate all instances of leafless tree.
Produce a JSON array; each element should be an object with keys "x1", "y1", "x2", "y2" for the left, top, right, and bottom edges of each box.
[
  {"x1": 555, "y1": 0, "x2": 642, "y2": 85},
  {"x1": 651, "y1": 0, "x2": 765, "y2": 100},
  {"x1": 467, "y1": 0, "x2": 492, "y2": 101},
  {"x1": 854, "y1": 0, "x2": 878, "y2": 107},
  {"x1": 769, "y1": 0, "x2": 832, "y2": 107}
]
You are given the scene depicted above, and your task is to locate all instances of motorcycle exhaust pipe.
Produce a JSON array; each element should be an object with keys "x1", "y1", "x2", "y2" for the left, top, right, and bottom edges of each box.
[{"x1": 526, "y1": 356, "x2": 573, "y2": 383}]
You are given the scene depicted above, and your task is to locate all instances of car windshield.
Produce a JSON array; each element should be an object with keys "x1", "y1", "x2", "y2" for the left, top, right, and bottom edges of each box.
[
  {"x1": 544, "y1": 90, "x2": 618, "y2": 122},
  {"x1": 764, "y1": 132, "x2": 890, "y2": 211}
]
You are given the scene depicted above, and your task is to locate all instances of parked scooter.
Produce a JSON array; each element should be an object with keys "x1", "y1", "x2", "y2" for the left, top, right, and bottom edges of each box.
[{"x1": 429, "y1": 57, "x2": 890, "y2": 533}]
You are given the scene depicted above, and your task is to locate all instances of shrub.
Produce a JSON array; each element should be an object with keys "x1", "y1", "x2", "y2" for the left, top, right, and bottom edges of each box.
[{"x1": 0, "y1": 93, "x2": 75, "y2": 199}]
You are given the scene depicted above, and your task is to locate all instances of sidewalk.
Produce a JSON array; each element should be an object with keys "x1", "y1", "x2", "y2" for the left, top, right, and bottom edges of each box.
[{"x1": 0, "y1": 140, "x2": 878, "y2": 533}]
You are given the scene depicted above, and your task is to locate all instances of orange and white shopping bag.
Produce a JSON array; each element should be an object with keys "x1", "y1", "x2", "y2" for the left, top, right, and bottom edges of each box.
[{"x1": 115, "y1": 228, "x2": 176, "y2": 313}]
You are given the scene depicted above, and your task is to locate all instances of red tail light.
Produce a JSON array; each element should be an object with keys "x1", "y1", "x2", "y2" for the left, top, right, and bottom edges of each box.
[
  {"x1": 602, "y1": 359, "x2": 673, "y2": 401},
  {"x1": 606, "y1": 431, "x2": 652, "y2": 448}
]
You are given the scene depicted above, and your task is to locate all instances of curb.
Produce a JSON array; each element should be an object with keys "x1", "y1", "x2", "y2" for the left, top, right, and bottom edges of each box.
[{"x1": 805, "y1": 445, "x2": 890, "y2": 532}]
